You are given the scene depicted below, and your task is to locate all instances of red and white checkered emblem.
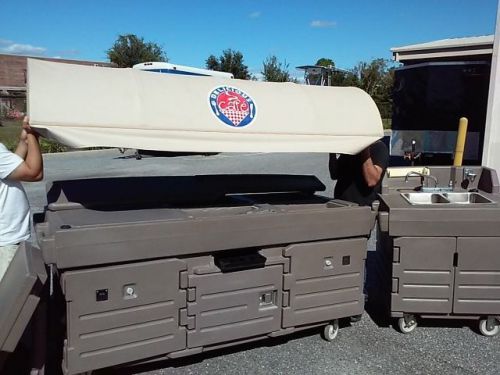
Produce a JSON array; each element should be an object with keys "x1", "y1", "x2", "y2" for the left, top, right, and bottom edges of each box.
[{"x1": 209, "y1": 86, "x2": 256, "y2": 127}]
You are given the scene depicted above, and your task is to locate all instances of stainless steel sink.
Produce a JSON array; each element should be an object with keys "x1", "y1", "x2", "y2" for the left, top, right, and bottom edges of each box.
[
  {"x1": 442, "y1": 192, "x2": 495, "y2": 204},
  {"x1": 401, "y1": 193, "x2": 450, "y2": 205},
  {"x1": 401, "y1": 191, "x2": 495, "y2": 205}
]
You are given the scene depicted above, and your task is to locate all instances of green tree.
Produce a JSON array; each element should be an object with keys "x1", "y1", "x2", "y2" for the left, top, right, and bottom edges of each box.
[
  {"x1": 206, "y1": 49, "x2": 251, "y2": 80},
  {"x1": 330, "y1": 69, "x2": 359, "y2": 87},
  {"x1": 310, "y1": 57, "x2": 394, "y2": 118},
  {"x1": 315, "y1": 58, "x2": 335, "y2": 68},
  {"x1": 353, "y1": 58, "x2": 395, "y2": 119},
  {"x1": 107, "y1": 34, "x2": 168, "y2": 68},
  {"x1": 261, "y1": 55, "x2": 293, "y2": 82},
  {"x1": 353, "y1": 59, "x2": 393, "y2": 98}
]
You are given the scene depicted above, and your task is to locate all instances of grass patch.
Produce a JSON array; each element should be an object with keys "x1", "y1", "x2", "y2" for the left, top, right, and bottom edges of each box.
[
  {"x1": 0, "y1": 118, "x2": 22, "y2": 150},
  {"x1": 39, "y1": 138, "x2": 68, "y2": 153},
  {"x1": 0, "y1": 118, "x2": 68, "y2": 153}
]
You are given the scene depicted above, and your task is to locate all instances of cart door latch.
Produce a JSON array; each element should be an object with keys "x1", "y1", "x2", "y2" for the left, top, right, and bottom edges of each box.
[{"x1": 259, "y1": 291, "x2": 276, "y2": 306}]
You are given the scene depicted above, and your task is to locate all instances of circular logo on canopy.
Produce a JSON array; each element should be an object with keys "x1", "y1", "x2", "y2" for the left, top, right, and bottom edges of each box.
[{"x1": 209, "y1": 86, "x2": 256, "y2": 127}]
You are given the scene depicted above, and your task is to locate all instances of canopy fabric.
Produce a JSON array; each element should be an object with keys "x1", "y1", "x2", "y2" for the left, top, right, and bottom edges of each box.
[{"x1": 27, "y1": 59, "x2": 383, "y2": 154}]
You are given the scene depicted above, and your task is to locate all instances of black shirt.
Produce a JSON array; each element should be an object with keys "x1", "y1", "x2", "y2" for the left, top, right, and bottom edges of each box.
[{"x1": 330, "y1": 140, "x2": 389, "y2": 206}]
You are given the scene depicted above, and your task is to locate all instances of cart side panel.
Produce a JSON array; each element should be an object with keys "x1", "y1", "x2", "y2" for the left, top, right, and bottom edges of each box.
[
  {"x1": 62, "y1": 258, "x2": 187, "y2": 374},
  {"x1": 187, "y1": 262, "x2": 283, "y2": 348},
  {"x1": 0, "y1": 243, "x2": 47, "y2": 353},
  {"x1": 391, "y1": 237, "x2": 455, "y2": 314},
  {"x1": 453, "y1": 237, "x2": 500, "y2": 314},
  {"x1": 282, "y1": 238, "x2": 366, "y2": 327}
]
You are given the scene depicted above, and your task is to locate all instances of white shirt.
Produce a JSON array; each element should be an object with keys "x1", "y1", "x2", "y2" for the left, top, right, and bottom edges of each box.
[{"x1": 0, "y1": 143, "x2": 30, "y2": 246}]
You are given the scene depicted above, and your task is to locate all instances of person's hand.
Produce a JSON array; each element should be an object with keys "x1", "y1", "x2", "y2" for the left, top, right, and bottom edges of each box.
[
  {"x1": 22, "y1": 116, "x2": 32, "y2": 132},
  {"x1": 20, "y1": 128, "x2": 29, "y2": 143},
  {"x1": 22, "y1": 116, "x2": 39, "y2": 138}
]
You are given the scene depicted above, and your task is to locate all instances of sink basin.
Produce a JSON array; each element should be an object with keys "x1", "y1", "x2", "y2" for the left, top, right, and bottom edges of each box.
[
  {"x1": 442, "y1": 192, "x2": 495, "y2": 204},
  {"x1": 401, "y1": 192, "x2": 450, "y2": 205},
  {"x1": 401, "y1": 191, "x2": 496, "y2": 205}
]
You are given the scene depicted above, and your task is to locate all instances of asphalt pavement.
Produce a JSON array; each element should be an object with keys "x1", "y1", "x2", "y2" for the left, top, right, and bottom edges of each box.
[{"x1": 21, "y1": 149, "x2": 500, "y2": 375}]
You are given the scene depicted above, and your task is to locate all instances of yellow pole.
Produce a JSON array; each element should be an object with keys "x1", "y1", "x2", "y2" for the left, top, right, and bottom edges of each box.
[{"x1": 453, "y1": 117, "x2": 468, "y2": 167}]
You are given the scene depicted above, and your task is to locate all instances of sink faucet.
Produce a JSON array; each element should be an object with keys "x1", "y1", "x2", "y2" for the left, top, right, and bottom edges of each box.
[
  {"x1": 464, "y1": 168, "x2": 477, "y2": 183},
  {"x1": 404, "y1": 171, "x2": 438, "y2": 187},
  {"x1": 462, "y1": 168, "x2": 478, "y2": 191}
]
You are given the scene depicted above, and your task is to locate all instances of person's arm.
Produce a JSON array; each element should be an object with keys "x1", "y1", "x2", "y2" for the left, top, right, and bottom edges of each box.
[
  {"x1": 14, "y1": 129, "x2": 28, "y2": 159},
  {"x1": 8, "y1": 117, "x2": 44, "y2": 182},
  {"x1": 360, "y1": 147, "x2": 384, "y2": 188}
]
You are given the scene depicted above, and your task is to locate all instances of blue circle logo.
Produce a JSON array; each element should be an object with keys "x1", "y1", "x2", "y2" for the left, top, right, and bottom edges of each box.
[{"x1": 209, "y1": 86, "x2": 256, "y2": 127}]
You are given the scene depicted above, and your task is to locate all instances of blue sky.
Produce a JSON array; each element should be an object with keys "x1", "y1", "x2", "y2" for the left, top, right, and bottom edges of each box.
[{"x1": 1, "y1": 1, "x2": 498, "y2": 79}]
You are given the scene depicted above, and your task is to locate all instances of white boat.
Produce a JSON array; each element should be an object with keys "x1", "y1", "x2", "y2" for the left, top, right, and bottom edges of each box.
[{"x1": 133, "y1": 61, "x2": 234, "y2": 79}]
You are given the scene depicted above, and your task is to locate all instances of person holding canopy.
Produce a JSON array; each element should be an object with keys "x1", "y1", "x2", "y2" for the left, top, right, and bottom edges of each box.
[
  {"x1": 0, "y1": 116, "x2": 43, "y2": 281},
  {"x1": 329, "y1": 140, "x2": 389, "y2": 206}
]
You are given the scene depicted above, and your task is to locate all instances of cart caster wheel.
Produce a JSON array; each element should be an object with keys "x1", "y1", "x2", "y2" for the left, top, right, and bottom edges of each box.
[
  {"x1": 322, "y1": 320, "x2": 339, "y2": 341},
  {"x1": 397, "y1": 317, "x2": 417, "y2": 334},
  {"x1": 350, "y1": 314, "x2": 362, "y2": 323},
  {"x1": 479, "y1": 319, "x2": 500, "y2": 337}
]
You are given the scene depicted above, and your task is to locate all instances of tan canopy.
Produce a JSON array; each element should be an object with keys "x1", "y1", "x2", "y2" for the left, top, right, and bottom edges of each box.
[{"x1": 27, "y1": 59, "x2": 383, "y2": 154}]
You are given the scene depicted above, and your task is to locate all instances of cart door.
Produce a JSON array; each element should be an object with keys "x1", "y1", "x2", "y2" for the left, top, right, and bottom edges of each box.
[
  {"x1": 391, "y1": 237, "x2": 455, "y2": 314},
  {"x1": 282, "y1": 238, "x2": 367, "y2": 328},
  {"x1": 61, "y1": 258, "x2": 187, "y2": 375},
  {"x1": 0, "y1": 242, "x2": 47, "y2": 353},
  {"x1": 453, "y1": 237, "x2": 500, "y2": 315}
]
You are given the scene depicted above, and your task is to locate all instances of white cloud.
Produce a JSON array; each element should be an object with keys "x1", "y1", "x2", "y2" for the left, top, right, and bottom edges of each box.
[
  {"x1": 310, "y1": 20, "x2": 336, "y2": 28},
  {"x1": 249, "y1": 11, "x2": 261, "y2": 18},
  {"x1": 0, "y1": 39, "x2": 47, "y2": 56}
]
